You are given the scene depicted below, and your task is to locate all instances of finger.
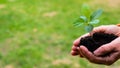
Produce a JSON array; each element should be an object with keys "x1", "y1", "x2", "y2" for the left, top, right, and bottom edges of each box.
[
  {"x1": 71, "y1": 45, "x2": 79, "y2": 56},
  {"x1": 92, "y1": 52, "x2": 120, "y2": 65},
  {"x1": 71, "y1": 45, "x2": 84, "y2": 56},
  {"x1": 94, "y1": 43, "x2": 115, "y2": 56},
  {"x1": 73, "y1": 33, "x2": 89, "y2": 46},
  {"x1": 73, "y1": 38, "x2": 80, "y2": 46},
  {"x1": 80, "y1": 45, "x2": 120, "y2": 65},
  {"x1": 103, "y1": 52, "x2": 120, "y2": 65},
  {"x1": 93, "y1": 52, "x2": 120, "y2": 65},
  {"x1": 80, "y1": 46, "x2": 99, "y2": 62},
  {"x1": 92, "y1": 25, "x2": 106, "y2": 34},
  {"x1": 77, "y1": 47, "x2": 84, "y2": 58},
  {"x1": 93, "y1": 25, "x2": 120, "y2": 36},
  {"x1": 80, "y1": 46, "x2": 109, "y2": 64},
  {"x1": 72, "y1": 46, "x2": 78, "y2": 51},
  {"x1": 71, "y1": 51, "x2": 79, "y2": 56},
  {"x1": 94, "y1": 37, "x2": 120, "y2": 56}
]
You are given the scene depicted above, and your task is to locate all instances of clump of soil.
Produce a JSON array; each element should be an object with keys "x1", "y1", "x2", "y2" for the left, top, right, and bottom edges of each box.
[{"x1": 79, "y1": 32, "x2": 118, "y2": 53}]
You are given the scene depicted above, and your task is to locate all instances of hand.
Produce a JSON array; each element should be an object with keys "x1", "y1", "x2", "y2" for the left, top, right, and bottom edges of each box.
[{"x1": 71, "y1": 25, "x2": 120, "y2": 65}]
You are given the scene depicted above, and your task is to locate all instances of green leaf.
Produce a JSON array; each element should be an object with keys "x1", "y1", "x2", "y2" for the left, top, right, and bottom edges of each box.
[
  {"x1": 73, "y1": 19, "x2": 83, "y2": 27},
  {"x1": 73, "y1": 20, "x2": 83, "y2": 27},
  {"x1": 74, "y1": 23, "x2": 84, "y2": 27},
  {"x1": 74, "y1": 16, "x2": 86, "y2": 24},
  {"x1": 89, "y1": 19, "x2": 100, "y2": 24},
  {"x1": 79, "y1": 16, "x2": 87, "y2": 23},
  {"x1": 81, "y1": 4, "x2": 91, "y2": 18},
  {"x1": 90, "y1": 9, "x2": 103, "y2": 21},
  {"x1": 85, "y1": 24, "x2": 93, "y2": 32},
  {"x1": 73, "y1": 16, "x2": 87, "y2": 27}
]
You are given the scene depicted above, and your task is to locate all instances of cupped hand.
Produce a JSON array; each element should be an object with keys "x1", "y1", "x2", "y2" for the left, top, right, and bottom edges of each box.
[{"x1": 71, "y1": 25, "x2": 120, "y2": 65}]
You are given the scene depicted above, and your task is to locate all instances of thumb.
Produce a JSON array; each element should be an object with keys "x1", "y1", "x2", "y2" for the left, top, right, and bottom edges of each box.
[{"x1": 94, "y1": 43, "x2": 114, "y2": 56}]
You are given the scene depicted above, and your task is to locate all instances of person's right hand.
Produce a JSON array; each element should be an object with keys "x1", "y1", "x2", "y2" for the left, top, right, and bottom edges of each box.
[{"x1": 71, "y1": 25, "x2": 120, "y2": 65}]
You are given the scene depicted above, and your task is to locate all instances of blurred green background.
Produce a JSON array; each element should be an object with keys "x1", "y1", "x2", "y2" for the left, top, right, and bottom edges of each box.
[{"x1": 0, "y1": 0, "x2": 120, "y2": 68}]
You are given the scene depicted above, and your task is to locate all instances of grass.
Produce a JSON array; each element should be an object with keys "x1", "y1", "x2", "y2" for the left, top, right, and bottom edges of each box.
[{"x1": 0, "y1": 0, "x2": 120, "y2": 68}]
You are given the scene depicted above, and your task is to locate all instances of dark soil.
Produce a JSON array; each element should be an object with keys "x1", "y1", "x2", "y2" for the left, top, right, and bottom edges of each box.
[{"x1": 79, "y1": 32, "x2": 118, "y2": 53}]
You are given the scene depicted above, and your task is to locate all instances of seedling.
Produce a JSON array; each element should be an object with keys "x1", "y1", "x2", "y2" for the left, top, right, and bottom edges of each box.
[
  {"x1": 73, "y1": 4, "x2": 119, "y2": 53},
  {"x1": 74, "y1": 4, "x2": 103, "y2": 34}
]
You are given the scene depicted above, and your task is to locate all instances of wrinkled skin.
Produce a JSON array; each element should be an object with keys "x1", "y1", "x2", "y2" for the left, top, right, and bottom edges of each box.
[{"x1": 71, "y1": 25, "x2": 120, "y2": 65}]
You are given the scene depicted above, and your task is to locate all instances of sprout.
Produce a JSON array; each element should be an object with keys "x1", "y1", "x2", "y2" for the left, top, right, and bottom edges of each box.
[{"x1": 74, "y1": 4, "x2": 103, "y2": 33}]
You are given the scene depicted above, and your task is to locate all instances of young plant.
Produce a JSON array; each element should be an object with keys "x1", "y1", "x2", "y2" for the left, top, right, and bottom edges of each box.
[{"x1": 74, "y1": 4, "x2": 103, "y2": 34}]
